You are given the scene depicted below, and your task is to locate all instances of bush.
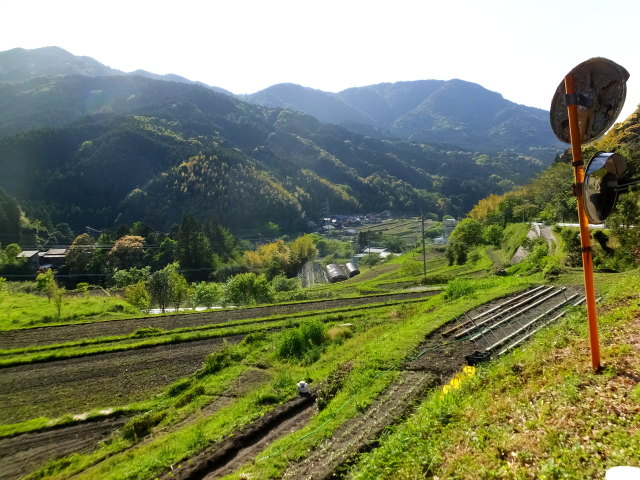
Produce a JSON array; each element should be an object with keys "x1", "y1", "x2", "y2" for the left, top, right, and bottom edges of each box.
[
  {"x1": 167, "y1": 378, "x2": 192, "y2": 397},
  {"x1": 271, "y1": 274, "x2": 298, "y2": 292},
  {"x1": 277, "y1": 319, "x2": 327, "y2": 361},
  {"x1": 125, "y1": 282, "x2": 151, "y2": 311},
  {"x1": 175, "y1": 385, "x2": 206, "y2": 408},
  {"x1": 443, "y1": 278, "x2": 477, "y2": 300},
  {"x1": 191, "y1": 281, "x2": 222, "y2": 308},
  {"x1": 121, "y1": 411, "x2": 166, "y2": 441},
  {"x1": 419, "y1": 273, "x2": 452, "y2": 285},
  {"x1": 198, "y1": 343, "x2": 241, "y2": 376},
  {"x1": 242, "y1": 332, "x2": 267, "y2": 345},
  {"x1": 223, "y1": 272, "x2": 274, "y2": 305}
]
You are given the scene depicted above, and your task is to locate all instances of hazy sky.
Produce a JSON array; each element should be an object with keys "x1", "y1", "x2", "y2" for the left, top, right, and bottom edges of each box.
[{"x1": 3, "y1": 0, "x2": 640, "y2": 122}]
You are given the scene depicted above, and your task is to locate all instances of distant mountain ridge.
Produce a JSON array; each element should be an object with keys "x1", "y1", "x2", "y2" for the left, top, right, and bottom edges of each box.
[
  {"x1": 0, "y1": 46, "x2": 562, "y2": 235},
  {"x1": 0, "y1": 47, "x2": 560, "y2": 154},
  {"x1": 0, "y1": 46, "x2": 232, "y2": 95},
  {"x1": 244, "y1": 80, "x2": 560, "y2": 152}
]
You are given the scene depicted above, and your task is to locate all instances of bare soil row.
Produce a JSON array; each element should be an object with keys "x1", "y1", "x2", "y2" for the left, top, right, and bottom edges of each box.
[
  {"x1": 0, "y1": 416, "x2": 130, "y2": 480},
  {"x1": 0, "y1": 291, "x2": 437, "y2": 349}
]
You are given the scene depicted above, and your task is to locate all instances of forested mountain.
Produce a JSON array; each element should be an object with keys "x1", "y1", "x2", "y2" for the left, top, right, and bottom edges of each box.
[
  {"x1": 0, "y1": 47, "x2": 561, "y2": 236},
  {"x1": 244, "y1": 80, "x2": 562, "y2": 153},
  {"x1": 0, "y1": 46, "x2": 231, "y2": 96}
]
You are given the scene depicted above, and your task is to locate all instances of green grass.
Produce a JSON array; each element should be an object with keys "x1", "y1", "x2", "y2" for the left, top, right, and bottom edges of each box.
[
  {"x1": 0, "y1": 290, "x2": 140, "y2": 330},
  {"x1": 346, "y1": 269, "x2": 640, "y2": 479},
  {"x1": 25, "y1": 276, "x2": 533, "y2": 480}
]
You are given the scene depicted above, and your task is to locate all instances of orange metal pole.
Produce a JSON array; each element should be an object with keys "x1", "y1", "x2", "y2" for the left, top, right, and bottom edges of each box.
[{"x1": 564, "y1": 73, "x2": 601, "y2": 370}]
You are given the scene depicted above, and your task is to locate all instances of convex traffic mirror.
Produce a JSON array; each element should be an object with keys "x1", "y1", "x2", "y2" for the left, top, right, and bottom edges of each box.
[
  {"x1": 583, "y1": 151, "x2": 627, "y2": 223},
  {"x1": 550, "y1": 57, "x2": 629, "y2": 145}
]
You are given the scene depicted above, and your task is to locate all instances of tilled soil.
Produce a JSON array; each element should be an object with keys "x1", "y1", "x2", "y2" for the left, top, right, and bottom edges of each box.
[
  {"x1": 162, "y1": 395, "x2": 317, "y2": 480},
  {"x1": 283, "y1": 371, "x2": 439, "y2": 480},
  {"x1": 0, "y1": 335, "x2": 244, "y2": 424},
  {"x1": 162, "y1": 285, "x2": 583, "y2": 480},
  {"x1": 0, "y1": 291, "x2": 438, "y2": 349},
  {"x1": 406, "y1": 285, "x2": 583, "y2": 376},
  {"x1": 0, "y1": 416, "x2": 130, "y2": 480}
]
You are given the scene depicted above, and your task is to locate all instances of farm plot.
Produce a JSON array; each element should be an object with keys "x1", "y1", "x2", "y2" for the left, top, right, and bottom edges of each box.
[
  {"x1": 0, "y1": 335, "x2": 245, "y2": 424},
  {"x1": 0, "y1": 416, "x2": 130, "y2": 480},
  {"x1": 0, "y1": 290, "x2": 437, "y2": 349},
  {"x1": 147, "y1": 285, "x2": 582, "y2": 480}
]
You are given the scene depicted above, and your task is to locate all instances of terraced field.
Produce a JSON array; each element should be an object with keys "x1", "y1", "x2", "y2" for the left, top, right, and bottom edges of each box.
[{"x1": 0, "y1": 266, "x2": 584, "y2": 479}]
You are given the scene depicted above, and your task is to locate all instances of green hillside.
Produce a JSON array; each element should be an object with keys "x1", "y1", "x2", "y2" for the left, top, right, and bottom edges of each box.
[{"x1": 0, "y1": 76, "x2": 547, "y2": 234}]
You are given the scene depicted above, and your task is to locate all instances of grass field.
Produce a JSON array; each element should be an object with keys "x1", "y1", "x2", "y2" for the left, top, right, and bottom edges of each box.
[
  {"x1": 4, "y1": 231, "x2": 640, "y2": 480},
  {"x1": 0, "y1": 290, "x2": 140, "y2": 330}
]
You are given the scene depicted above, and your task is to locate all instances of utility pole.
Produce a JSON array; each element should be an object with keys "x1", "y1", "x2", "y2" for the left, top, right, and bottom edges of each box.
[{"x1": 421, "y1": 212, "x2": 426, "y2": 276}]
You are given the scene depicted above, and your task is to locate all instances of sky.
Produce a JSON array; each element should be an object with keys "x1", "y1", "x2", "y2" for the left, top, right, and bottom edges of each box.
[{"x1": 3, "y1": 0, "x2": 640, "y2": 122}]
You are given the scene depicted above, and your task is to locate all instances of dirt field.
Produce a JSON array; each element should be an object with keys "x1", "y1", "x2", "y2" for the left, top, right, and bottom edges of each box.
[
  {"x1": 0, "y1": 416, "x2": 130, "y2": 480},
  {"x1": 0, "y1": 335, "x2": 245, "y2": 424},
  {"x1": 0, "y1": 291, "x2": 437, "y2": 349}
]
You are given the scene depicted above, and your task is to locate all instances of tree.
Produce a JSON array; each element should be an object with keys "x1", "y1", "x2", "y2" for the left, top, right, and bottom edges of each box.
[
  {"x1": 148, "y1": 269, "x2": 171, "y2": 313},
  {"x1": 66, "y1": 234, "x2": 95, "y2": 273},
  {"x1": 54, "y1": 287, "x2": 65, "y2": 319},
  {"x1": 152, "y1": 238, "x2": 177, "y2": 269},
  {"x1": 36, "y1": 269, "x2": 57, "y2": 302},
  {"x1": 260, "y1": 221, "x2": 281, "y2": 239},
  {"x1": 382, "y1": 235, "x2": 405, "y2": 253},
  {"x1": 129, "y1": 221, "x2": 152, "y2": 238},
  {"x1": 112, "y1": 266, "x2": 151, "y2": 288},
  {"x1": 361, "y1": 253, "x2": 382, "y2": 269},
  {"x1": 447, "y1": 241, "x2": 469, "y2": 265},
  {"x1": 203, "y1": 219, "x2": 240, "y2": 260},
  {"x1": 169, "y1": 269, "x2": 190, "y2": 311},
  {"x1": 484, "y1": 224, "x2": 503, "y2": 247},
  {"x1": 271, "y1": 274, "x2": 297, "y2": 292},
  {"x1": 4, "y1": 244, "x2": 21, "y2": 264},
  {"x1": 224, "y1": 272, "x2": 274, "y2": 305},
  {"x1": 289, "y1": 235, "x2": 318, "y2": 272},
  {"x1": 125, "y1": 282, "x2": 151, "y2": 312},
  {"x1": 192, "y1": 281, "x2": 222, "y2": 309},
  {"x1": 176, "y1": 215, "x2": 213, "y2": 277},
  {"x1": 0, "y1": 189, "x2": 20, "y2": 238},
  {"x1": 244, "y1": 239, "x2": 292, "y2": 279},
  {"x1": 108, "y1": 235, "x2": 145, "y2": 270},
  {"x1": 450, "y1": 219, "x2": 484, "y2": 246}
]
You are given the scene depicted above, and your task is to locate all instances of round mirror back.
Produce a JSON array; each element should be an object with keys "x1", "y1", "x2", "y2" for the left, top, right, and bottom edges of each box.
[{"x1": 550, "y1": 58, "x2": 629, "y2": 144}]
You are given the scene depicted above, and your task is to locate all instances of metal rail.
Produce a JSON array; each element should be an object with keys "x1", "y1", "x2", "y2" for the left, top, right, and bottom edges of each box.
[
  {"x1": 466, "y1": 287, "x2": 567, "y2": 342},
  {"x1": 496, "y1": 296, "x2": 590, "y2": 356},
  {"x1": 484, "y1": 293, "x2": 580, "y2": 354},
  {"x1": 442, "y1": 285, "x2": 547, "y2": 336},
  {"x1": 454, "y1": 286, "x2": 557, "y2": 339}
]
